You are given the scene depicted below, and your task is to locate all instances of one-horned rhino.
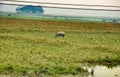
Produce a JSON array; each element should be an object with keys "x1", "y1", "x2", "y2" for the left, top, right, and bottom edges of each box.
[{"x1": 55, "y1": 31, "x2": 65, "y2": 37}]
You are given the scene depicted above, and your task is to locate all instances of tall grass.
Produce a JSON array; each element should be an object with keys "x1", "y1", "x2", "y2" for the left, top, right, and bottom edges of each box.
[{"x1": 0, "y1": 17, "x2": 120, "y2": 75}]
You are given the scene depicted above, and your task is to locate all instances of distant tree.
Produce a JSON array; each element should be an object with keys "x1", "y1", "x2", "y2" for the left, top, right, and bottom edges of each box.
[
  {"x1": 16, "y1": 5, "x2": 44, "y2": 14},
  {"x1": 8, "y1": 14, "x2": 12, "y2": 16},
  {"x1": 102, "y1": 19, "x2": 106, "y2": 22},
  {"x1": 112, "y1": 19, "x2": 117, "y2": 23}
]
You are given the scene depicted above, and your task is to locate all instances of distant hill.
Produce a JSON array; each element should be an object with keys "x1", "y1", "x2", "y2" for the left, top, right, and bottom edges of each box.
[{"x1": 16, "y1": 5, "x2": 44, "y2": 14}]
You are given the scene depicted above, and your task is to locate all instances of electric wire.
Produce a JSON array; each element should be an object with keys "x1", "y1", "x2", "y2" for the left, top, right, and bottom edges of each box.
[
  {"x1": 0, "y1": 1, "x2": 120, "y2": 11},
  {"x1": 1, "y1": 0, "x2": 120, "y2": 8}
]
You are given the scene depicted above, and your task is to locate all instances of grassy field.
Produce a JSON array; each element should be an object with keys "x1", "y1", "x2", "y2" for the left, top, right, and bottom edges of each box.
[{"x1": 0, "y1": 17, "x2": 120, "y2": 76}]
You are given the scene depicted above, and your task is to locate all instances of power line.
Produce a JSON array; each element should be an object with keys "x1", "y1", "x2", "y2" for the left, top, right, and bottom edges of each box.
[
  {"x1": 0, "y1": 2, "x2": 120, "y2": 11},
  {"x1": 1, "y1": 0, "x2": 120, "y2": 8}
]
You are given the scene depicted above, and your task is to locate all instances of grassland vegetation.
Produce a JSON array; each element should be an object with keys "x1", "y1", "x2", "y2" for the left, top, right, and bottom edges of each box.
[{"x1": 0, "y1": 17, "x2": 120, "y2": 75}]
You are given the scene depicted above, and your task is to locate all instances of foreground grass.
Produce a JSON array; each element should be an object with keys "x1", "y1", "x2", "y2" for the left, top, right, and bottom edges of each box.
[{"x1": 0, "y1": 17, "x2": 120, "y2": 75}]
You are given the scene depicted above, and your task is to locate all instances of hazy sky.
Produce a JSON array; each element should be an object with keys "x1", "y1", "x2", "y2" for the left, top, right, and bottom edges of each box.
[{"x1": 0, "y1": 0, "x2": 120, "y2": 17}]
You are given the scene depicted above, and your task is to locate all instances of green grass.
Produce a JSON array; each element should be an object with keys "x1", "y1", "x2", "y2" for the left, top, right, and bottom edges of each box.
[
  {"x1": 0, "y1": 14, "x2": 99, "y2": 23},
  {"x1": 0, "y1": 17, "x2": 120, "y2": 75}
]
